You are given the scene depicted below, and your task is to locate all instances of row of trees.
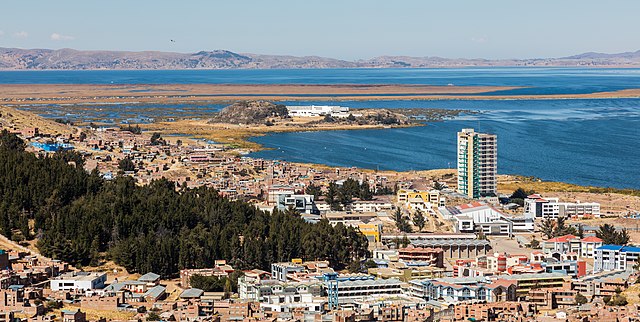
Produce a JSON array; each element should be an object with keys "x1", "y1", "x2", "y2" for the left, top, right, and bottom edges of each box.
[
  {"x1": 0, "y1": 130, "x2": 369, "y2": 277},
  {"x1": 540, "y1": 216, "x2": 629, "y2": 245},
  {"x1": 307, "y1": 179, "x2": 376, "y2": 211}
]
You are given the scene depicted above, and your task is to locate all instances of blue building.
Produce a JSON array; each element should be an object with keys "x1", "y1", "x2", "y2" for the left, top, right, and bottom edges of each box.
[
  {"x1": 593, "y1": 245, "x2": 640, "y2": 272},
  {"x1": 31, "y1": 142, "x2": 74, "y2": 152}
]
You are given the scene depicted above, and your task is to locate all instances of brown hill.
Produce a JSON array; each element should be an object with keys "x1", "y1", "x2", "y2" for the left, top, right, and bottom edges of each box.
[{"x1": 210, "y1": 101, "x2": 289, "y2": 124}]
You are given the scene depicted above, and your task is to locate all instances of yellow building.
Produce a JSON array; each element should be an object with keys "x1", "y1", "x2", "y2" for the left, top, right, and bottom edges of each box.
[
  {"x1": 357, "y1": 223, "x2": 382, "y2": 243},
  {"x1": 396, "y1": 189, "x2": 443, "y2": 205}
]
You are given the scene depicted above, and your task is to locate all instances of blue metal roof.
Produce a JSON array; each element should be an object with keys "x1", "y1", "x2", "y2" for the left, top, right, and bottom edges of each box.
[
  {"x1": 598, "y1": 245, "x2": 624, "y2": 251},
  {"x1": 597, "y1": 245, "x2": 640, "y2": 253},
  {"x1": 622, "y1": 246, "x2": 640, "y2": 253}
]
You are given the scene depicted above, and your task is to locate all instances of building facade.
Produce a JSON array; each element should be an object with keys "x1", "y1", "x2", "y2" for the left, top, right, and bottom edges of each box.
[
  {"x1": 593, "y1": 245, "x2": 640, "y2": 272},
  {"x1": 50, "y1": 272, "x2": 107, "y2": 292},
  {"x1": 457, "y1": 128, "x2": 497, "y2": 199},
  {"x1": 524, "y1": 194, "x2": 600, "y2": 219}
]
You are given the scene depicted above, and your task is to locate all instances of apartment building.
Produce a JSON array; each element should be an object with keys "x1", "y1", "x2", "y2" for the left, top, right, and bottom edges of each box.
[
  {"x1": 593, "y1": 245, "x2": 640, "y2": 272},
  {"x1": 457, "y1": 128, "x2": 497, "y2": 198},
  {"x1": 542, "y1": 234, "x2": 603, "y2": 258},
  {"x1": 409, "y1": 277, "x2": 516, "y2": 303},
  {"x1": 440, "y1": 201, "x2": 518, "y2": 235},
  {"x1": 327, "y1": 277, "x2": 403, "y2": 304},
  {"x1": 528, "y1": 287, "x2": 576, "y2": 310},
  {"x1": 397, "y1": 246, "x2": 445, "y2": 268},
  {"x1": 50, "y1": 272, "x2": 107, "y2": 292},
  {"x1": 572, "y1": 270, "x2": 631, "y2": 299},
  {"x1": 524, "y1": 194, "x2": 600, "y2": 219}
]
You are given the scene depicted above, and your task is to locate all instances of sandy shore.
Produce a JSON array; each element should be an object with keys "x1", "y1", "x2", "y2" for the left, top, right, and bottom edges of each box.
[
  {"x1": 141, "y1": 117, "x2": 420, "y2": 150},
  {"x1": 2, "y1": 84, "x2": 640, "y2": 105}
]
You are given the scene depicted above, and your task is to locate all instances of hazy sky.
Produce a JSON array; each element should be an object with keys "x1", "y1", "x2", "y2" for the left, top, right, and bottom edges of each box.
[{"x1": 1, "y1": 0, "x2": 639, "y2": 60}]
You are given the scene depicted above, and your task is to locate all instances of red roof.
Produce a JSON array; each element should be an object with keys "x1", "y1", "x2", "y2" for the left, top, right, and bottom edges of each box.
[
  {"x1": 458, "y1": 201, "x2": 485, "y2": 210},
  {"x1": 581, "y1": 236, "x2": 603, "y2": 243},
  {"x1": 546, "y1": 234, "x2": 578, "y2": 243}
]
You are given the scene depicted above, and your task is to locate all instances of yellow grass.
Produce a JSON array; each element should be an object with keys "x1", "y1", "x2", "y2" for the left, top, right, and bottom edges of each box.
[
  {"x1": 60, "y1": 305, "x2": 137, "y2": 320},
  {"x1": 140, "y1": 118, "x2": 418, "y2": 151},
  {"x1": 0, "y1": 105, "x2": 76, "y2": 135}
]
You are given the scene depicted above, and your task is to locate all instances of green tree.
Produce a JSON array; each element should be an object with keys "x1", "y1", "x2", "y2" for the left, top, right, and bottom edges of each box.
[
  {"x1": 608, "y1": 294, "x2": 628, "y2": 306},
  {"x1": 393, "y1": 208, "x2": 412, "y2": 233},
  {"x1": 359, "y1": 182, "x2": 373, "y2": 201},
  {"x1": 510, "y1": 187, "x2": 532, "y2": 200},
  {"x1": 150, "y1": 132, "x2": 164, "y2": 145},
  {"x1": 0, "y1": 133, "x2": 369, "y2": 275},
  {"x1": 364, "y1": 259, "x2": 377, "y2": 269},
  {"x1": 596, "y1": 224, "x2": 629, "y2": 245},
  {"x1": 326, "y1": 183, "x2": 342, "y2": 211},
  {"x1": 432, "y1": 181, "x2": 444, "y2": 191},
  {"x1": 118, "y1": 157, "x2": 136, "y2": 172},
  {"x1": 412, "y1": 210, "x2": 426, "y2": 232},
  {"x1": 0, "y1": 129, "x2": 25, "y2": 151},
  {"x1": 540, "y1": 218, "x2": 556, "y2": 239},
  {"x1": 575, "y1": 293, "x2": 588, "y2": 305},
  {"x1": 510, "y1": 187, "x2": 534, "y2": 206},
  {"x1": 146, "y1": 312, "x2": 161, "y2": 321},
  {"x1": 554, "y1": 216, "x2": 576, "y2": 236},
  {"x1": 529, "y1": 238, "x2": 540, "y2": 249},
  {"x1": 576, "y1": 224, "x2": 584, "y2": 238},
  {"x1": 400, "y1": 234, "x2": 410, "y2": 248},
  {"x1": 305, "y1": 184, "x2": 322, "y2": 199}
]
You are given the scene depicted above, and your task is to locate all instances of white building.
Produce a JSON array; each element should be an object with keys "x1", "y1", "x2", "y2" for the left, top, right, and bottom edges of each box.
[
  {"x1": 524, "y1": 194, "x2": 600, "y2": 219},
  {"x1": 238, "y1": 275, "x2": 324, "y2": 313},
  {"x1": 542, "y1": 235, "x2": 603, "y2": 258},
  {"x1": 260, "y1": 292, "x2": 324, "y2": 314},
  {"x1": 408, "y1": 276, "x2": 516, "y2": 303},
  {"x1": 50, "y1": 272, "x2": 107, "y2": 292},
  {"x1": 440, "y1": 202, "x2": 516, "y2": 235},
  {"x1": 271, "y1": 263, "x2": 306, "y2": 282},
  {"x1": 286, "y1": 105, "x2": 351, "y2": 117},
  {"x1": 594, "y1": 245, "x2": 640, "y2": 272},
  {"x1": 267, "y1": 185, "x2": 296, "y2": 206},
  {"x1": 350, "y1": 200, "x2": 394, "y2": 213},
  {"x1": 328, "y1": 278, "x2": 403, "y2": 304},
  {"x1": 277, "y1": 194, "x2": 319, "y2": 215}
]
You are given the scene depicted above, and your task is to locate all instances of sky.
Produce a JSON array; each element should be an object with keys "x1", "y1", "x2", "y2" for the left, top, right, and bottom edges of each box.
[{"x1": 1, "y1": 0, "x2": 639, "y2": 60}]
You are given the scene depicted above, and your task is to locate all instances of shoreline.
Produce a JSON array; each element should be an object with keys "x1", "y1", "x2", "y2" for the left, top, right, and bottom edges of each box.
[
  {"x1": 2, "y1": 104, "x2": 639, "y2": 195},
  {"x1": 3, "y1": 84, "x2": 640, "y2": 106},
  {"x1": 140, "y1": 118, "x2": 425, "y2": 151}
]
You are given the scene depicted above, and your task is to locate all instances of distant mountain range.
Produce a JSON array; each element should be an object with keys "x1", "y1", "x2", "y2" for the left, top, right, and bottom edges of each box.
[{"x1": 1, "y1": 47, "x2": 640, "y2": 70}]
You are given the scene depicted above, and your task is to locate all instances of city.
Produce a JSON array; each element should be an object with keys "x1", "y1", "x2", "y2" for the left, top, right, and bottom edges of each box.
[
  {"x1": 1, "y1": 107, "x2": 639, "y2": 321},
  {"x1": 2, "y1": 1, "x2": 640, "y2": 321}
]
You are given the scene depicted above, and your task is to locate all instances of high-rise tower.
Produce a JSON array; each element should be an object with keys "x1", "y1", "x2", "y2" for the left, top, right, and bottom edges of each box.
[{"x1": 457, "y1": 128, "x2": 497, "y2": 198}]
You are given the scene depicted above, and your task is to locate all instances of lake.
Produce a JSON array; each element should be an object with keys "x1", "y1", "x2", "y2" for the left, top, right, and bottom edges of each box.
[{"x1": 2, "y1": 68, "x2": 639, "y2": 189}]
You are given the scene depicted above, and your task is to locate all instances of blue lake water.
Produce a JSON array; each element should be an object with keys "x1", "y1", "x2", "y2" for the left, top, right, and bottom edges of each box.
[
  {"x1": 249, "y1": 98, "x2": 640, "y2": 189},
  {"x1": 2, "y1": 68, "x2": 640, "y2": 189},
  {"x1": 2, "y1": 68, "x2": 640, "y2": 95}
]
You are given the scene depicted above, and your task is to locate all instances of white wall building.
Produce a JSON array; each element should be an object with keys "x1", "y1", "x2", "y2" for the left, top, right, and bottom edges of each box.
[
  {"x1": 440, "y1": 202, "x2": 518, "y2": 235},
  {"x1": 286, "y1": 105, "x2": 351, "y2": 117},
  {"x1": 50, "y1": 272, "x2": 107, "y2": 292},
  {"x1": 328, "y1": 278, "x2": 403, "y2": 304},
  {"x1": 594, "y1": 245, "x2": 640, "y2": 272},
  {"x1": 524, "y1": 194, "x2": 600, "y2": 219}
]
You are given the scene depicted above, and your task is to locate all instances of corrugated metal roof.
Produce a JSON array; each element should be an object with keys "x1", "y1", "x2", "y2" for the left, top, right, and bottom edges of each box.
[{"x1": 180, "y1": 288, "x2": 204, "y2": 298}]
